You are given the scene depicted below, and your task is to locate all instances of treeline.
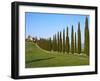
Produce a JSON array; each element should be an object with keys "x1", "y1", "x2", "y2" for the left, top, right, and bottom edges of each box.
[
  {"x1": 37, "y1": 38, "x2": 52, "y2": 51},
  {"x1": 36, "y1": 17, "x2": 89, "y2": 55}
]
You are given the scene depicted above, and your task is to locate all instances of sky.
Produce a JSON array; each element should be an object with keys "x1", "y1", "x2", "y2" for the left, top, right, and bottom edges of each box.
[{"x1": 25, "y1": 12, "x2": 90, "y2": 43}]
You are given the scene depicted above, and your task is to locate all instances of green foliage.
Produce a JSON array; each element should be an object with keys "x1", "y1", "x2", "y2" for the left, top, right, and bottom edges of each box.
[
  {"x1": 66, "y1": 27, "x2": 70, "y2": 53},
  {"x1": 71, "y1": 25, "x2": 74, "y2": 54},
  {"x1": 53, "y1": 35, "x2": 56, "y2": 51},
  {"x1": 57, "y1": 32, "x2": 60, "y2": 52},
  {"x1": 59, "y1": 31, "x2": 62, "y2": 52},
  {"x1": 63, "y1": 29, "x2": 66, "y2": 53},
  {"x1": 49, "y1": 37, "x2": 52, "y2": 51},
  {"x1": 55, "y1": 34, "x2": 57, "y2": 51},
  {"x1": 78, "y1": 22, "x2": 81, "y2": 54},
  {"x1": 52, "y1": 35, "x2": 54, "y2": 51},
  {"x1": 75, "y1": 32, "x2": 77, "y2": 53},
  {"x1": 84, "y1": 17, "x2": 89, "y2": 56},
  {"x1": 37, "y1": 38, "x2": 51, "y2": 51}
]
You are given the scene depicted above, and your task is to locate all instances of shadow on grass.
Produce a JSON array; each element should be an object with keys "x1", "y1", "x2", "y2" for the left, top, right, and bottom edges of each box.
[{"x1": 26, "y1": 57, "x2": 55, "y2": 64}]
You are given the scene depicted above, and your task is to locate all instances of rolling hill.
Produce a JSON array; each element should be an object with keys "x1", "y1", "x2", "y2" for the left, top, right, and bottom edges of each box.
[{"x1": 25, "y1": 42, "x2": 89, "y2": 68}]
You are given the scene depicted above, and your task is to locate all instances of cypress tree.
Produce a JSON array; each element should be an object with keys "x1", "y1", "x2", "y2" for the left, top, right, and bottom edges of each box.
[
  {"x1": 78, "y1": 22, "x2": 81, "y2": 54},
  {"x1": 49, "y1": 37, "x2": 52, "y2": 51},
  {"x1": 53, "y1": 34, "x2": 57, "y2": 51},
  {"x1": 63, "y1": 29, "x2": 65, "y2": 53},
  {"x1": 84, "y1": 17, "x2": 89, "y2": 56},
  {"x1": 68, "y1": 29, "x2": 70, "y2": 53},
  {"x1": 66, "y1": 27, "x2": 70, "y2": 53},
  {"x1": 57, "y1": 32, "x2": 59, "y2": 52},
  {"x1": 71, "y1": 25, "x2": 74, "y2": 54},
  {"x1": 59, "y1": 31, "x2": 62, "y2": 52},
  {"x1": 55, "y1": 34, "x2": 57, "y2": 51},
  {"x1": 52, "y1": 35, "x2": 55, "y2": 51},
  {"x1": 68, "y1": 38, "x2": 70, "y2": 53},
  {"x1": 75, "y1": 32, "x2": 77, "y2": 53}
]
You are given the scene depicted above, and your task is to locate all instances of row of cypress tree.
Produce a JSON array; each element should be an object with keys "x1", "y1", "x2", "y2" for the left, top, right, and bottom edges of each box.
[{"x1": 37, "y1": 17, "x2": 89, "y2": 55}]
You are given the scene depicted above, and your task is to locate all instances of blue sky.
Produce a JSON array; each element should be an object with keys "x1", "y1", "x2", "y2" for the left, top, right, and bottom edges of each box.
[{"x1": 25, "y1": 12, "x2": 90, "y2": 43}]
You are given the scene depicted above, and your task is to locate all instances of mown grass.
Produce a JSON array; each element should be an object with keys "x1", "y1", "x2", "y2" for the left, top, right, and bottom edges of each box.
[{"x1": 25, "y1": 42, "x2": 89, "y2": 68}]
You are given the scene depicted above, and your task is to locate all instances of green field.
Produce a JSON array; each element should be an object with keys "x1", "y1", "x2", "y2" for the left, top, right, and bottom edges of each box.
[{"x1": 25, "y1": 42, "x2": 89, "y2": 68}]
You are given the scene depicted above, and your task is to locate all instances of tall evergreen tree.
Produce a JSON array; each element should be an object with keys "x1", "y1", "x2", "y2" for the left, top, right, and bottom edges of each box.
[
  {"x1": 75, "y1": 32, "x2": 77, "y2": 53},
  {"x1": 55, "y1": 34, "x2": 57, "y2": 51},
  {"x1": 66, "y1": 27, "x2": 70, "y2": 53},
  {"x1": 53, "y1": 34, "x2": 57, "y2": 51},
  {"x1": 84, "y1": 17, "x2": 89, "y2": 56},
  {"x1": 63, "y1": 29, "x2": 65, "y2": 53},
  {"x1": 57, "y1": 32, "x2": 60, "y2": 52},
  {"x1": 49, "y1": 37, "x2": 52, "y2": 51},
  {"x1": 59, "y1": 31, "x2": 62, "y2": 52},
  {"x1": 71, "y1": 25, "x2": 74, "y2": 54},
  {"x1": 52, "y1": 35, "x2": 55, "y2": 51},
  {"x1": 78, "y1": 22, "x2": 81, "y2": 54}
]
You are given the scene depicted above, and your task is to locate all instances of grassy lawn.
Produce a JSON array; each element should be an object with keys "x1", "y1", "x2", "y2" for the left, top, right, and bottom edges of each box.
[{"x1": 25, "y1": 42, "x2": 89, "y2": 68}]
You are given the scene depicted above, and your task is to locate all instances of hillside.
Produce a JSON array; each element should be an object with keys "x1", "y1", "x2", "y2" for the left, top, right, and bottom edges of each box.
[{"x1": 25, "y1": 42, "x2": 89, "y2": 68}]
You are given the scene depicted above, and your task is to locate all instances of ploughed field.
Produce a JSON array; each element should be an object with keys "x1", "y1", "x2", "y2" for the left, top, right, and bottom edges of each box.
[{"x1": 25, "y1": 42, "x2": 89, "y2": 68}]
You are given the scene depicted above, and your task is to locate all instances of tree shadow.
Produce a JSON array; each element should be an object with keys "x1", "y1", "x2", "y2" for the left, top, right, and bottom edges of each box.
[{"x1": 26, "y1": 57, "x2": 55, "y2": 64}]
